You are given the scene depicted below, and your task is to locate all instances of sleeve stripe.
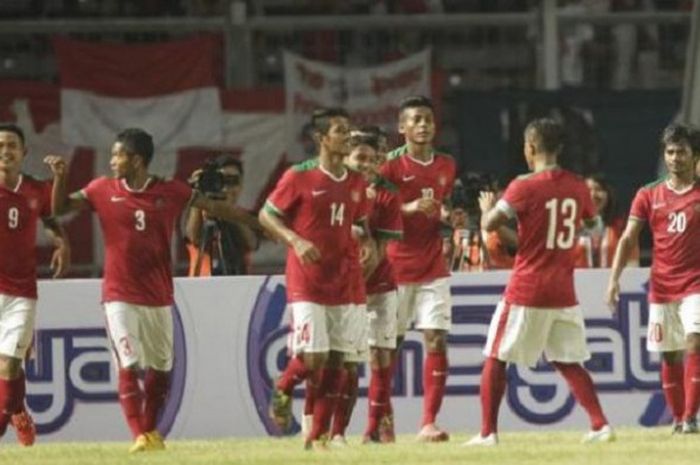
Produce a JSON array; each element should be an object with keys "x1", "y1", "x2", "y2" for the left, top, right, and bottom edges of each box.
[
  {"x1": 495, "y1": 199, "x2": 515, "y2": 219},
  {"x1": 264, "y1": 201, "x2": 284, "y2": 217},
  {"x1": 375, "y1": 229, "x2": 403, "y2": 239}
]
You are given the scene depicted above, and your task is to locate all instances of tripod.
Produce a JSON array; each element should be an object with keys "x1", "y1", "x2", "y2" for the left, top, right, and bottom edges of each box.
[{"x1": 193, "y1": 219, "x2": 230, "y2": 277}]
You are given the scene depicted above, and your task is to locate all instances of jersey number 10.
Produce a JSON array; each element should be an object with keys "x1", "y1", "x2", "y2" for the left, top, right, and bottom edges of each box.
[{"x1": 544, "y1": 198, "x2": 577, "y2": 250}]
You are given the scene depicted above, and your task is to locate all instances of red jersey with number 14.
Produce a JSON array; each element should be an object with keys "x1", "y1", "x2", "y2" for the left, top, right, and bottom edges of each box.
[
  {"x1": 81, "y1": 176, "x2": 193, "y2": 306},
  {"x1": 629, "y1": 179, "x2": 700, "y2": 303},
  {"x1": 380, "y1": 146, "x2": 455, "y2": 284},
  {"x1": 265, "y1": 159, "x2": 368, "y2": 306},
  {"x1": 499, "y1": 168, "x2": 595, "y2": 307},
  {"x1": 0, "y1": 175, "x2": 51, "y2": 299}
]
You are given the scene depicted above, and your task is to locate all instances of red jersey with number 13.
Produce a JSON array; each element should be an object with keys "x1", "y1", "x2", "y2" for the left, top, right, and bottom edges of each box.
[
  {"x1": 629, "y1": 179, "x2": 700, "y2": 303},
  {"x1": 81, "y1": 176, "x2": 193, "y2": 306},
  {"x1": 499, "y1": 168, "x2": 595, "y2": 307}
]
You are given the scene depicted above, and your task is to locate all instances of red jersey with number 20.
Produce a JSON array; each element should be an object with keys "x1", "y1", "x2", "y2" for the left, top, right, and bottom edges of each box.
[
  {"x1": 499, "y1": 168, "x2": 595, "y2": 307},
  {"x1": 629, "y1": 179, "x2": 700, "y2": 303},
  {"x1": 380, "y1": 146, "x2": 456, "y2": 284},
  {"x1": 266, "y1": 159, "x2": 368, "y2": 306},
  {"x1": 81, "y1": 176, "x2": 193, "y2": 306},
  {"x1": 0, "y1": 175, "x2": 51, "y2": 299}
]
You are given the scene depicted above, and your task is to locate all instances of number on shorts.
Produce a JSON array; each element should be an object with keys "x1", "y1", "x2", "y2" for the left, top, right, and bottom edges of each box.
[
  {"x1": 119, "y1": 336, "x2": 133, "y2": 357},
  {"x1": 649, "y1": 323, "x2": 663, "y2": 343},
  {"x1": 667, "y1": 211, "x2": 687, "y2": 234},
  {"x1": 544, "y1": 198, "x2": 577, "y2": 250},
  {"x1": 7, "y1": 207, "x2": 19, "y2": 229},
  {"x1": 297, "y1": 323, "x2": 311, "y2": 345},
  {"x1": 134, "y1": 209, "x2": 146, "y2": 231}
]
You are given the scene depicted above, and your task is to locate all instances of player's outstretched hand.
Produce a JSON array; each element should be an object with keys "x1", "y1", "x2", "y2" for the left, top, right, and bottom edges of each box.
[
  {"x1": 43, "y1": 155, "x2": 67, "y2": 177},
  {"x1": 291, "y1": 237, "x2": 321, "y2": 264},
  {"x1": 478, "y1": 191, "x2": 496, "y2": 214},
  {"x1": 605, "y1": 281, "x2": 620, "y2": 313},
  {"x1": 51, "y1": 239, "x2": 70, "y2": 279}
]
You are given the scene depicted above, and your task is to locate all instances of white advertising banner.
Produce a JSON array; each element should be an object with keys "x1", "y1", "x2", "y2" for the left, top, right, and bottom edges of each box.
[
  {"x1": 283, "y1": 50, "x2": 431, "y2": 161},
  {"x1": 29, "y1": 269, "x2": 663, "y2": 442}
]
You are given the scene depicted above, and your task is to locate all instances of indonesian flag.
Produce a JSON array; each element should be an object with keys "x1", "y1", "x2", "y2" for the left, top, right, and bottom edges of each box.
[{"x1": 53, "y1": 35, "x2": 223, "y2": 150}]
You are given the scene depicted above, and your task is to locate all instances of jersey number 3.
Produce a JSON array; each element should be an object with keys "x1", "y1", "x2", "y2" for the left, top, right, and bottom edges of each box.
[
  {"x1": 545, "y1": 198, "x2": 577, "y2": 250},
  {"x1": 134, "y1": 209, "x2": 146, "y2": 231}
]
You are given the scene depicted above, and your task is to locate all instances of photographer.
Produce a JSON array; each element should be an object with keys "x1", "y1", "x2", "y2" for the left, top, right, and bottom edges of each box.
[
  {"x1": 447, "y1": 172, "x2": 517, "y2": 271},
  {"x1": 186, "y1": 155, "x2": 259, "y2": 276}
]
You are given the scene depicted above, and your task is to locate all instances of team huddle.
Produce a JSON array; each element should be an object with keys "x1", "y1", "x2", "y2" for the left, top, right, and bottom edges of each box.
[{"x1": 1, "y1": 95, "x2": 700, "y2": 452}]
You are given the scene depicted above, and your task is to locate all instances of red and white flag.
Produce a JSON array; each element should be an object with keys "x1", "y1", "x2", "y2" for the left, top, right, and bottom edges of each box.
[{"x1": 53, "y1": 35, "x2": 223, "y2": 151}]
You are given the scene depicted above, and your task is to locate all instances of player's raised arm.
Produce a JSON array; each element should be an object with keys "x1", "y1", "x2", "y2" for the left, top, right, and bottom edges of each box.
[
  {"x1": 40, "y1": 216, "x2": 71, "y2": 278},
  {"x1": 44, "y1": 155, "x2": 89, "y2": 215},
  {"x1": 258, "y1": 206, "x2": 320, "y2": 265},
  {"x1": 606, "y1": 217, "x2": 644, "y2": 311},
  {"x1": 190, "y1": 191, "x2": 260, "y2": 230},
  {"x1": 479, "y1": 190, "x2": 509, "y2": 232}
]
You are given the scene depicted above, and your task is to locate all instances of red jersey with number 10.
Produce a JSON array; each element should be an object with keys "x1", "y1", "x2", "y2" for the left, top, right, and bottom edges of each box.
[
  {"x1": 81, "y1": 176, "x2": 193, "y2": 306},
  {"x1": 265, "y1": 159, "x2": 368, "y2": 306},
  {"x1": 629, "y1": 179, "x2": 700, "y2": 303},
  {"x1": 380, "y1": 146, "x2": 456, "y2": 284},
  {"x1": 0, "y1": 175, "x2": 51, "y2": 299},
  {"x1": 499, "y1": 168, "x2": 595, "y2": 307}
]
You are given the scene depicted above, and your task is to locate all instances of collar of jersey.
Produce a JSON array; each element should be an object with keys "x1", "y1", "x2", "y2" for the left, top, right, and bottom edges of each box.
[
  {"x1": 11, "y1": 174, "x2": 24, "y2": 193},
  {"x1": 533, "y1": 164, "x2": 559, "y2": 173},
  {"x1": 121, "y1": 176, "x2": 154, "y2": 193},
  {"x1": 664, "y1": 178, "x2": 695, "y2": 195},
  {"x1": 407, "y1": 150, "x2": 435, "y2": 166},
  {"x1": 318, "y1": 164, "x2": 348, "y2": 182}
]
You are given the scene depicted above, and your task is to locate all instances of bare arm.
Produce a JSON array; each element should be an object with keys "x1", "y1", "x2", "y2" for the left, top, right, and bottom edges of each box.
[
  {"x1": 605, "y1": 218, "x2": 644, "y2": 310},
  {"x1": 479, "y1": 191, "x2": 510, "y2": 232},
  {"x1": 41, "y1": 217, "x2": 71, "y2": 278},
  {"x1": 258, "y1": 207, "x2": 320, "y2": 264},
  {"x1": 495, "y1": 225, "x2": 518, "y2": 249},
  {"x1": 190, "y1": 192, "x2": 260, "y2": 231},
  {"x1": 44, "y1": 155, "x2": 90, "y2": 216},
  {"x1": 185, "y1": 207, "x2": 204, "y2": 244}
]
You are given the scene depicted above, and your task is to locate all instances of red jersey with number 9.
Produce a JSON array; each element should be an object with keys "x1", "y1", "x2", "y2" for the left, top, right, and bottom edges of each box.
[
  {"x1": 80, "y1": 176, "x2": 193, "y2": 306},
  {"x1": 0, "y1": 175, "x2": 51, "y2": 299},
  {"x1": 629, "y1": 179, "x2": 700, "y2": 303},
  {"x1": 265, "y1": 159, "x2": 368, "y2": 306},
  {"x1": 498, "y1": 168, "x2": 595, "y2": 307}
]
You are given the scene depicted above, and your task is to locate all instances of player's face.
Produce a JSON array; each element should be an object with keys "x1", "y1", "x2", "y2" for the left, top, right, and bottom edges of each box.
[
  {"x1": 399, "y1": 107, "x2": 435, "y2": 145},
  {"x1": 346, "y1": 144, "x2": 375, "y2": 180},
  {"x1": 322, "y1": 117, "x2": 351, "y2": 156},
  {"x1": 586, "y1": 178, "x2": 608, "y2": 213},
  {"x1": 664, "y1": 142, "x2": 695, "y2": 177},
  {"x1": 0, "y1": 131, "x2": 26, "y2": 176},
  {"x1": 523, "y1": 134, "x2": 536, "y2": 171},
  {"x1": 109, "y1": 142, "x2": 137, "y2": 179}
]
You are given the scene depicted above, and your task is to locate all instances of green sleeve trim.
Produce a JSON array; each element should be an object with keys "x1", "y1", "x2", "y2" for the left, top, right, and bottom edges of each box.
[
  {"x1": 375, "y1": 229, "x2": 403, "y2": 240},
  {"x1": 291, "y1": 158, "x2": 320, "y2": 172},
  {"x1": 374, "y1": 176, "x2": 399, "y2": 193},
  {"x1": 386, "y1": 144, "x2": 408, "y2": 160},
  {"x1": 264, "y1": 201, "x2": 284, "y2": 217}
]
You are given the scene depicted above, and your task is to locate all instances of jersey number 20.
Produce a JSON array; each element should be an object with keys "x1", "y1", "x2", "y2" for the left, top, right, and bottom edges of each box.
[{"x1": 544, "y1": 198, "x2": 577, "y2": 250}]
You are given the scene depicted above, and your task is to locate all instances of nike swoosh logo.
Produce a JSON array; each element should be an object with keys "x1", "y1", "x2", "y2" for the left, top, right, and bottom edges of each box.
[
  {"x1": 402, "y1": 176, "x2": 415, "y2": 181},
  {"x1": 311, "y1": 190, "x2": 327, "y2": 197},
  {"x1": 110, "y1": 196, "x2": 126, "y2": 202},
  {"x1": 651, "y1": 203, "x2": 666, "y2": 209}
]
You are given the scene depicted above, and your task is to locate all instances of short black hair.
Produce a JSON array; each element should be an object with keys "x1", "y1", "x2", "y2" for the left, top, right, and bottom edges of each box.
[
  {"x1": 356, "y1": 125, "x2": 388, "y2": 140},
  {"x1": 399, "y1": 95, "x2": 433, "y2": 115},
  {"x1": 524, "y1": 118, "x2": 565, "y2": 155},
  {"x1": 661, "y1": 123, "x2": 695, "y2": 154},
  {"x1": 0, "y1": 123, "x2": 25, "y2": 147},
  {"x1": 115, "y1": 128, "x2": 154, "y2": 166},
  {"x1": 311, "y1": 107, "x2": 350, "y2": 138},
  {"x1": 215, "y1": 154, "x2": 243, "y2": 176},
  {"x1": 349, "y1": 131, "x2": 379, "y2": 151}
]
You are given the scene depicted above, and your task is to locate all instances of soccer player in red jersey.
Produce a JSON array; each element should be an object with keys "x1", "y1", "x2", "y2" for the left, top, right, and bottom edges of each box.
[
  {"x1": 381, "y1": 96, "x2": 456, "y2": 441},
  {"x1": 467, "y1": 118, "x2": 613, "y2": 446},
  {"x1": 260, "y1": 109, "x2": 370, "y2": 449},
  {"x1": 607, "y1": 123, "x2": 700, "y2": 434},
  {"x1": 50, "y1": 128, "x2": 249, "y2": 453},
  {"x1": 0, "y1": 124, "x2": 69, "y2": 447}
]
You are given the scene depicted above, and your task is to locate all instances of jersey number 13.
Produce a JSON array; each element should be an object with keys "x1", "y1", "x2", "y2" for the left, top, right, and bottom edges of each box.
[{"x1": 545, "y1": 198, "x2": 577, "y2": 250}]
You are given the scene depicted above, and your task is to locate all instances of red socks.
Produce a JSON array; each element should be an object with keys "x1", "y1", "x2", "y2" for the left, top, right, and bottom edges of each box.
[
  {"x1": 684, "y1": 352, "x2": 700, "y2": 420},
  {"x1": 0, "y1": 374, "x2": 24, "y2": 436},
  {"x1": 276, "y1": 356, "x2": 309, "y2": 395},
  {"x1": 552, "y1": 362, "x2": 607, "y2": 430},
  {"x1": 422, "y1": 351, "x2": 448, "y2": 426},
  {"x1": 366, "y1": 366, "x2": 392, "y2": 434},
  {"x1": 331, "y1": 369, "x2": 352, "y2": 437},
  {"x1": 142, "y1": 369, "x2": 169, "y2": 432},
  {"x1": 308, "y1": 367, "x2": 345, "y2": 440},
  {"x1": 662, "y1": 359, "x2": 685, "y2": 422},
  {"x1": 480, "y1": 357, "x2": 506, "y2": 436},
  {"x1": 118, "y1": 369, "x2": 144, "y2": 438}
]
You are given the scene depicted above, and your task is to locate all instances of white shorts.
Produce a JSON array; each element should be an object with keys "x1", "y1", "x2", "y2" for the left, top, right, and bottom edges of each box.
[
  {"x1": 396, "y1": 278, "x2": 451, "y2": 336},
  {"x1": 647, "y1": 294, "x2": 700, "y2": 352},
  {"x1": 290, "y1": 302, "x2": 364, "y2": 355},
  {"x1": 345, "y1": 303, "x2": 369, "y2": 363},
  {"x1": 104, "y1": 302, "x2": 174, "y2": 371},
  {"x1": 483, "y1": 301, "x2": 591, "y2": 368},
  {"x1": 367, "y1": 290, "x2": 398, "y2": 350},
  {"x1": 0, "y1": 294, "x2": 36, "y2": 359}
]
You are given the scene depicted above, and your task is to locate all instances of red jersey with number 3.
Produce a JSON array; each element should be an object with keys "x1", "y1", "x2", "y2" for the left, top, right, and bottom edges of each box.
[
  {"x1": 629, "y1": 179, "x2": 700, "y2": 303},
  {"x1": 499, "y1": 168, "x2": 595, "y2": 307},
  {"x1": 366, "y1": 179, "x2": 404, "y2": 295},
  {"x1": 265, "y1": 159, "x2": 368, "y2": 306},
  {"x1": 380, "y1": 146, "x2": 456, "y2": 284},
  {"x1": 81, "y1": 176, "x2": 193, "y2": 306},
  {"x1": 0, "y1": 175, "x2": 51, "y2": 299}
]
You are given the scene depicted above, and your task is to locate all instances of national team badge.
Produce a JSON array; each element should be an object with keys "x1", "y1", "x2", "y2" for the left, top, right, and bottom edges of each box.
[
  {"x1": 439, "y1": 176, "x2": 447, "y2": 187},
  {"x1": 351, "y1": 190, "x2": 361, "y2": 203},
  {"x1": 155, "y1": 197, "x2": 165, "y2": 209},
  {"x1": 29, "y1": 199, "x2": 38, "y2": 210}
]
